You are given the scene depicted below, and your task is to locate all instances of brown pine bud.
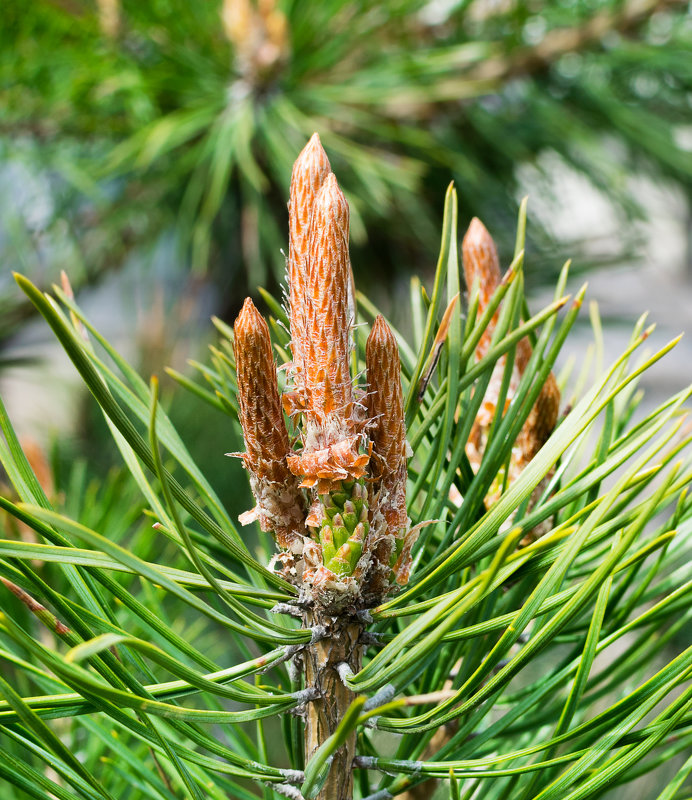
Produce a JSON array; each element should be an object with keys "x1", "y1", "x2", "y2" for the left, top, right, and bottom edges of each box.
[
  {"x1": 286, "y1": 172, "x2": 369, "y2": 490},
  {"x1": 461, "y1": 216, "x2": 560, "y2": 459},
  {"x1": 288, "y1": 133, "x2": 331, "y2": 386},
  {"x1": 462, "y1": 217, "x2": 531, "y2": 370},
  {"x1": 233, "y1": 298, "x2": 303, "y2": 538},
  {"x1": 462, "y1": 218, "x2": 561, "y2": 539},
  {"x1": 463, "y1": 217, "x2": 523, "y2": 477},
  {"x1": 366, "y1": 315, "x2": 408, "y2": 539},
  {"x1": 462, "y1": 217, "x2": 503, "y2": 362},
  {"x1": 366, "y1": 318, "x2": 406, "y2": 477},
  {"x1": 234, "y1": 297, "x2": 290, "y2": 483},
  {"x1": 303, "y1": 172, "x2": 353, "y2": 426}
]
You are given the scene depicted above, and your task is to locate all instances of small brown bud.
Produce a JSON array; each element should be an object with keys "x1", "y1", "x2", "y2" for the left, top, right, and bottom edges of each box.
[
  {"x1": 366, "y1": 318, "x2": 406, "y2": 472},
  {"x1": 366, "y1": 315, "x2": 408, "y2": 534},
  {"x1": 234, "y1": 298, "x2": 291, "y2": 483},
  {"x1": 288, "y1": 133, "x2": 331, "y2": 386},
  {"x1": 462, "y1": 217, "x2": 532, "y2": 370},
  {"x1": 462, "y1": 218, "x2": 561, "y2": 535},
  {"x1": 516, "y1": 371, "x2": 561, "y2": 465},
  {"x1": 462, "y1": 217, "x2": 503, "y2": 362},
  {"x1": 233, "y1": 298, "x2": 303, "y2": 538}
]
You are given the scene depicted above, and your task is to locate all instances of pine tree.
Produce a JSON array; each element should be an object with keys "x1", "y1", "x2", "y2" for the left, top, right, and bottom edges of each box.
[
  {"x1": 1, "y1": 136, "x2": 692, "y2": 799},
  {"x1": 3, "y1": 0, "x2": 692, "y2": 340}
]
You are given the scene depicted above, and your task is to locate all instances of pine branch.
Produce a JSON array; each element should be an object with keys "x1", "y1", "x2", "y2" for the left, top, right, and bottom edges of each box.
[{"x1": 469, "y1": 0, "x2": 688, "y2": 83}]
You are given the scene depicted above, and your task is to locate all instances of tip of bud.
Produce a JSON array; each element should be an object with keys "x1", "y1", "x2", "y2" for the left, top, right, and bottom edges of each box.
[
  {"x1": 369, "y1": 314, "x2": 396, "y2": 347},
  {"x1": 314, "y1": 173, "x2": 349, "y2": 230},
  {"x1": 236, "y1": 295, "x2": 257, "y2": 321},
  {"x1": 464, "y1": 216, "x2": 489, "y2": 244},
  {"x1": 366, "y1": 316, "x2": 400, "y2": 382},
  {"x1": 462, "y1": 216, "x2": 501, "y2": 300},
  {"x1": 60, "y1": 270, "x2": 74, "y2": 299},
  {"x1": 304, "y1": 133, "x2": 324, "y2": 156},
  {"x1": 292, "y1": 133, "x2": 331, "y2": 179},
  {"x1": 234, "y1": 297, "x2": 268, "y2": 340}
]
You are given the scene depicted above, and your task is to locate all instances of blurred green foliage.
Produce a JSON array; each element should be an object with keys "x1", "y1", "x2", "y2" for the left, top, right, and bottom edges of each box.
[
  {"x1": 1, "y1": 0, "x2": 692, "y2": 341},
  {"x1": 2, "y1": 197, "x2": 692, "y2": 798}
]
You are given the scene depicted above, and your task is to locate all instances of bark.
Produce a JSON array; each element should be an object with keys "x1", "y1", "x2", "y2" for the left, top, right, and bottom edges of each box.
[{"x1": 303, "y1": 611, "x2": 363, "y2": 800}]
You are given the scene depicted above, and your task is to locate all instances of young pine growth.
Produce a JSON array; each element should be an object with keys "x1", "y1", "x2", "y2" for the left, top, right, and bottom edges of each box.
[
  {"x1": 233, "y1": 297, "x2": 305, "y2": 550},
  {"x1": 233, "y1": 136, "x2": 417, "y2": 798},
  {"x1": 287, "y1": 132, "x2": 332, "y2": 388},
  {"x1": 234, "y1": 135, "x2": 412, "y2": 613},
  {"x1": 462, "y1": 217, "x2": 560, "y2": 479},
  {"x1": 462, "y1": 216, "x2": 561, "y2": 539},
  {"x1": 2, "y1": 136, "x2": 691, "y2": 800}
]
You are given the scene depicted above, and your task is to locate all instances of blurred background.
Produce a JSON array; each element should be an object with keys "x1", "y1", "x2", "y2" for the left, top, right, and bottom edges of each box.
[
  {"x1": 2, "y1": 0, "x2": 692, "y2": 448},
  {"x1": 1, "y1": 2, "x2": 691, "y2": 797},
  {"x1": 2, "y1": 0, "x2": 692, "y2": 446}
]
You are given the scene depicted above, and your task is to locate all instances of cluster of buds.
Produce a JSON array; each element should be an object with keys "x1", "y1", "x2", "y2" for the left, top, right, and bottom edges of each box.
[
  {"x1": 462, "y1": 218, "x2": 561, "y2": 535},
  {"x1": 233, "y1": 134, "x2": 413, "y2": 610}
]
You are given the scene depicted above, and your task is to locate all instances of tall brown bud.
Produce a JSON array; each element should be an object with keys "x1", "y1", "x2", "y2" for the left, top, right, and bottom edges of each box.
[
  {"x1": 303, "y1": 172, "x2": 352, "y2": 426},
  {"x1": 233, "y1": 298, "x2": 303, "y2": 539},
  {"x1": 288, "y1": 133, "x2": 331, "y2": 385}
]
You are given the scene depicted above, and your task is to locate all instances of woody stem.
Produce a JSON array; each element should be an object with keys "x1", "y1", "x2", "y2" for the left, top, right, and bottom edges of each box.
[{"x1": 303, "y1": 611, "x2": 363, "y2": 800}]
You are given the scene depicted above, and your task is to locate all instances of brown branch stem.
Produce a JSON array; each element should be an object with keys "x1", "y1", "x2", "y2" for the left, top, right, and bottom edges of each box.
[
  {"x1": 303, "y1": 612, "x2": 362, "y2": 800},
  {"x1": 468, "y1": 0, "x2": 686, "y2": 85}
]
